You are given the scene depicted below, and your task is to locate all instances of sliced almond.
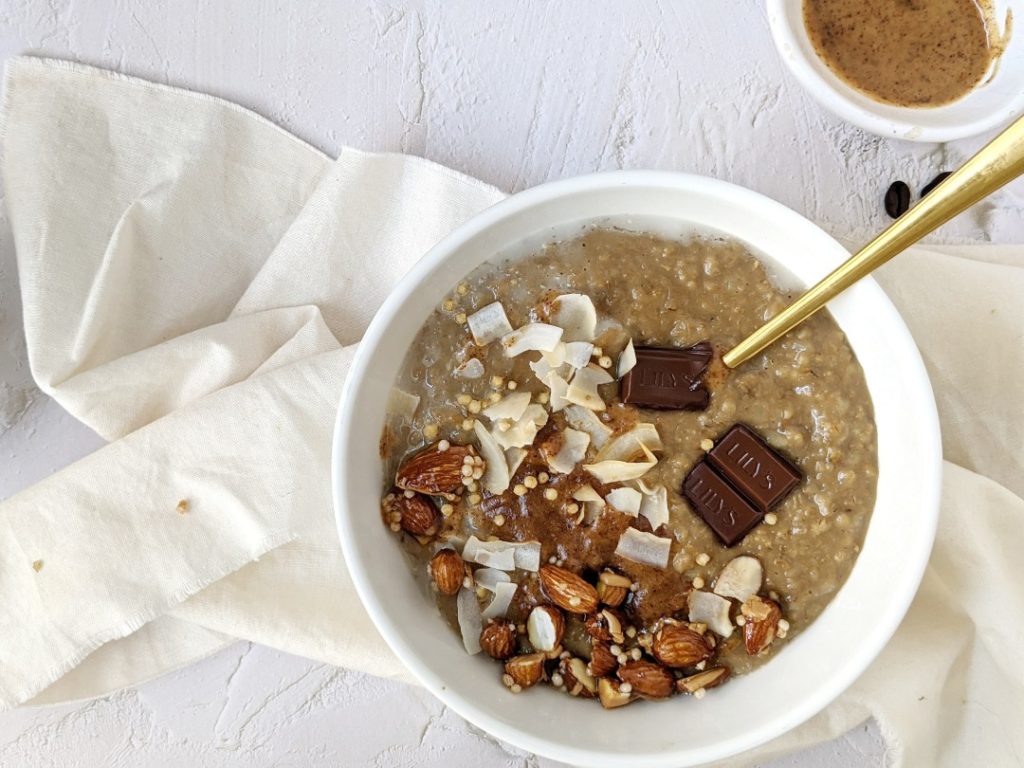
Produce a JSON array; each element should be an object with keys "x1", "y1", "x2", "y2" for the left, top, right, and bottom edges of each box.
[
  {"x1": 501, "y1": 323, "x2": 563, "y2": 357},
  {"x1": 714, "y1": 556, "x2": 763, "y2": 603},
  {"x1": 473, "y1": 420, "x2": 510, "y2": 494},
  {"x1": 565, "y1": 364, "x2": 614, "y2": 410},
  {"x1": 561, "y1": 657, "x2": 598, "y2": 698},
  {"x1": 467, "y1": 302, "x2": 513, "y2": 346},
  {"x1": 605, "y1": 487, "x2": 642, "y2": 516},
  {"x1": 598, "y1": 677, "x2": 637, "y2": 709},
  {"x1": 677, "y1": 666, "x2": 730, "y2": 694},
  {"x1": 482, "y1": 392, "x2": 532, "y2": 422},
  {"x1": 550, "y1": 293, "x2": 597, "y2": 342},
  {"x1": 613, "y1": 527, "x2": 671, "y2": 569},
  {"x1": 687, "y1": 590, "x2": 734, "y2": 638},
  {"x1": 542, "y1": 427, "x2": 590, "y2": 475},
  {"x1": 616, "y1": 339, "x2": 637, "y2": 378},
  {"x1": 527, "y1": 604, "x2": 565, "y2": 652}
]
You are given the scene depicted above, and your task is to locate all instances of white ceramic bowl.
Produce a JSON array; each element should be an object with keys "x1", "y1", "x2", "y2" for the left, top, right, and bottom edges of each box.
[
  {"x1": 767, "y1": 0, "x2": 1024, "y2": 142},
  {"x1": 332, "y1": 172, "x2": 941, "y2": 767}
]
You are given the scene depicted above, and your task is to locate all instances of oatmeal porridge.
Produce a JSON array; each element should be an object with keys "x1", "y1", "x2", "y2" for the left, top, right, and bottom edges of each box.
[{"x1": 380, "y1": 228, "x2": 877, "y2": 706}]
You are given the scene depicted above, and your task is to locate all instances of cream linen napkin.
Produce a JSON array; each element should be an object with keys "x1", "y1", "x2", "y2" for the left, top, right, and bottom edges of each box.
[{"x1": 1, "y1": 58, "x2": 1021, "y2": 766}]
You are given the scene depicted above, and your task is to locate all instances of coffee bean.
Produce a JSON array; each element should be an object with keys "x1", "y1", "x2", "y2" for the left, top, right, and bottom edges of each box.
[
  {"x1": 921, "y1": 172, "x2": 952, "y2": 197},
  {"x1": 884, "y1": 181, "x2": 911, "y2": 219}
]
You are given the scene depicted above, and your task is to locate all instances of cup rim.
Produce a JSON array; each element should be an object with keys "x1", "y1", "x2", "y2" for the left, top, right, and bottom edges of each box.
[{"x1": 332, "y1": 170, "x2": 942, "y2": 766}]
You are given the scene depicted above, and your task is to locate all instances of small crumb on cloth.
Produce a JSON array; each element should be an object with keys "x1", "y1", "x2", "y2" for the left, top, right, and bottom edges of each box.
[
  {"x1": 32, "y1": 560, "x2": 43, "y2": 572},
  {"x1": 176, "y1": 499, "x2": 189, "y2": 514}
]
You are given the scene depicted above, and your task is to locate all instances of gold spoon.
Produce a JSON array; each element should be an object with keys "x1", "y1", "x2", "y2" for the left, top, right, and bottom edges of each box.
[{"x1": 723, "y1": 112, "x2": 1024, "y2": 369}]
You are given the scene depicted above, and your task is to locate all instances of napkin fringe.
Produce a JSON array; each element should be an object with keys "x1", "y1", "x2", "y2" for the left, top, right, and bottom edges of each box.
[{"x1": 0, "y1": 528, "x2": 296, "y2": 711}]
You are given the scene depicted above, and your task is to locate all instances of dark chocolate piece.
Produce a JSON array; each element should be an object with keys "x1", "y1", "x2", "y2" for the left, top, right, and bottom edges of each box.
[
  {"x1": 620, "y1": 342, "x2": 712, "y2": 410},
  {"x1": 683, "y1": 462, "x2": 763, "y2": 547},
  {"x1": 708, "y1": 424, "x2": 802, "y2": 512}
]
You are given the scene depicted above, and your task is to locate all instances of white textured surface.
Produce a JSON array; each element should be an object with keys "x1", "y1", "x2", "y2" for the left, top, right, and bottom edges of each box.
[{"x1": 2, "y1": 0, "x2": 1021, "y2": 765}]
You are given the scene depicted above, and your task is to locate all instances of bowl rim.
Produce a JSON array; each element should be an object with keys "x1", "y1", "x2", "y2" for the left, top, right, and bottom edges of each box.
[
  {"x1": 766, "y1": 0, "x2": 1024, "y2": 142},
  {"x1": 332, "y1": 170, "x2": 942, "y2": 766}
]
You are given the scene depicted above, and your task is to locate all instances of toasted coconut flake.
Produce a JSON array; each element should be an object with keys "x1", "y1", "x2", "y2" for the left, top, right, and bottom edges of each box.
[
  {"x1": 513, "y1": 541, "x2": 542, "y2": 572},
  {"x1": 482, "y1": 392, "x2": 532, "y2": 422},
  {"x1": 454, "y1": 358, "x2": 485, "y2": 379},
  {"x1": 481, "y1": 581, "x2": 519, "y2": 620},
  {"x1": 583, "y1": 444, "x2": 657, "y2": 484},
  {"x1": 551, "y1": 294, "x2": 597, "y2": 342},
  {"x1": 492, "y1": 405, "x2": 548, "y2": 449},
  {"x1": 564, "y1": 341, "x2": 595, "y2": 369},
  {"x1": 542, "y1": 342, "x2": 567, "y2": 368},
  {"x1": 572, "y1": 485, "x2": 605, "y2": 504},
  {"x1": 638, "y1": 484, "x2": 670, "y2": 529},
  {"x1": 543, "y1": 371, "x2": 571, "y2": 412},
  {"x1": 688, "y1": 590, "x2": 734, "y2": 638},
  {"x1": 614, "y1": 528, "x2": 671, "y2": 569},
  {"x1": 605, "y1": 487, "x2": 642, "y2": 516},
  {"x1": 617, "y1": 339, "x2": 637, "y2": 378},
  {"x1": 596, "y1": 423, "x2": 663, "y2": 462},
  {"x1": 386, "y1": 387, "x2": 420, "y2": 420},
  {"x1": 474, "y1": 567, "x2": 512, "y2": 593},
  {"x1": 468, "y1": 302, "x2": 513, "y2": 346},
  {"x1": 501, "y1": 323, "x2": 563, "y2": 357},
  {"x1": 505, "y1": 447, "x2": 528, "y2": 477},
  {"x1": 566, "y1": 365, "x2": 614, "y2": 411},
  {"x1": 544, "y1": 428, "x2": 591, "y2": 475},
  {"x1": 564, "y1": 404, "x2": 613, "y2": 449},
  {"x1": 463, "y1": 536, "x2": 517, "y2": 570},
  {"x1": 457, "y1": 587, "x2": 483, "y2": 654},
  {"x1": 713, "y1": 556, "x2": 763, "y2": 603},
  {"x1": 474, "y1": 420, "x2": 511, "y2": 494}
]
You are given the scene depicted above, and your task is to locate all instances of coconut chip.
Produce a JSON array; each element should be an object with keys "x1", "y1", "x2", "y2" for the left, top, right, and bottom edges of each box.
[
  {"x1": 614, "y1": 528, "x2": 671, "y2": 569},
  {"x1": 386, "y1": 387, "x2": 420, "y2": 420},
  {"x1": 636, "y1": 483, "x2": 669, "y2": 530},
  {"x1": 583, "y1": 444, "x2": 658, "y2": 484},
  {"x1": 543, "y1": 428, "x2": 591, "y2": 475},
  {"x1": 481, "y1": 581, "x2": 519, "y2": 620},
  {"x1": 501, "y1": 323, "x2": 563, "y2": 357},
  {"x1": 566, "y1": 364, "x2": 614, "y2": 411},
  {"x1": 482, "y1": 392, "x2": 532, "y2": 422},
  {"x1": 474, "y1": 420, "x2": 511, "y2": 494},
  {"x1": 713, "y1": 556, "x2": 763, "y2": 603},
  {"x1": 513, "y1": 541, "x2": 542, "y2": 572},
  {"x1": 687, "y1": 590, "x2": 734, "y2": 638},
  {"x1": 462, "y1": 536, "x2": 541, "y2": 573},
  {"x1": 457, "y1": 587, "x2": 483, "y2": 654},
  {"x1": 564, "y1": 341, "x2": 595, "y2": 369},
  {"x1": 505, "y1": 447, "x2": 528, "y2": 477},
  {"x1": 474, "y1": 567, "x2": 512, "y2": 593},
  {"x1": 617, "y1": 339, "x2": 637, "y2": 378},
  {"x1": 595, "y1": 423, "x2": 663, "y2": 462},
  {"x1": 542, "y1": 342, "x2": 568, "y2": 368},
  {"x1": 550, "y1": 294, "x2": 597, "y2": 342},
  {"x1": 543, "y1": 371, "x2": 571, "y2": 412},
  {"x1": 468, "y1": 302, "x2": 513, "y2": 346},
  {"x1": 563, "y1": 404, "x2": 613, "y2": 449},
  {"x1": 605, "y1": 487, "x2": 642, "y2": 516},
  {"x1": 454, "y1": 358, "x2": 485, "y2": 379},
  {"x1": 572, "y1": 485, "x2": 604, "y2": 504},
  {"x1": 492, "y1": 404, "x2": 549, "y2": 449}
]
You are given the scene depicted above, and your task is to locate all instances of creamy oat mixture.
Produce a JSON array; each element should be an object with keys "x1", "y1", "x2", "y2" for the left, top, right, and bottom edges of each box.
[{"x1": 381, "y1": 229, "x2": 877, "y2": 703}]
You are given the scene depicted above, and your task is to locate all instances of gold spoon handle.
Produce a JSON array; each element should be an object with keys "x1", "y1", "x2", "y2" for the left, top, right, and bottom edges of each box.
[{"x1": 723, "y1": 113, "x2": 1024, "y2": 369}]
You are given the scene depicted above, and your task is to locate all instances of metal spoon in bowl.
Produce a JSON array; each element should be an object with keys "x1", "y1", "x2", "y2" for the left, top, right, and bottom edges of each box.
[{"x1": 723, "y1": 112, "x2": 1024, "y2": 369}]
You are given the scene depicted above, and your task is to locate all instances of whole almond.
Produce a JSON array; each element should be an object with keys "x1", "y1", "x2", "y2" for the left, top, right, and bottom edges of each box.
[
  {"x1": 384, "y1": 491, "x2": 442, "y2": 538},
  {"x1": 597, "y1": 677, "x2": 636, "y2": 709},
  {"x1": 396, "y1": 443, "x2": 476, "y2": 496},
  {"x1": 429, "y1": 548, "x2": 465, "y2": 595},
  {"x1": 652, "y1": 621, "x2": 714, "y2": 668},
  {"x1": 539, "y1": 565, "x2": 599, "y2": 614},
  {"x1": 504, "y1": 652, "x2": 546, "y2": 689},
  {"x1": 480, "y1": 619, "x2": 517, "y2": 660},
  {"x1": 584, "y1": 608, "x2": 626, "y2": 645},
  {"x1": 587, "y1": 641, "x2": 619, "y2": 677},
  {"x1": 617, "y1": 659, "x2": 674, "y2": 699},
  {"x1": 743, "y1": 596, "x2": 782, "y2": 655},
  {"x1": 560, "y1": 657, "x2": 598, "y2": 698},
  {"x1": 527, "y1": 604, "x2": 565, "y2": 653},
  {"x1": 677, "y1": 666, "x2": 730, "y2": 694},
  {"x1": 596, "y1": 569, "x2": 631, "y2": 607}
]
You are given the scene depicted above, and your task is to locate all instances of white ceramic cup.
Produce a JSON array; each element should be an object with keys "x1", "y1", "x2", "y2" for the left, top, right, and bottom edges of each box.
[
  {"x1": 333, "y1": 171, "x2": 941, "y2": 767},
  {"x1": 767, "y1": 0, "x2": 1024, "y2": 142}
]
